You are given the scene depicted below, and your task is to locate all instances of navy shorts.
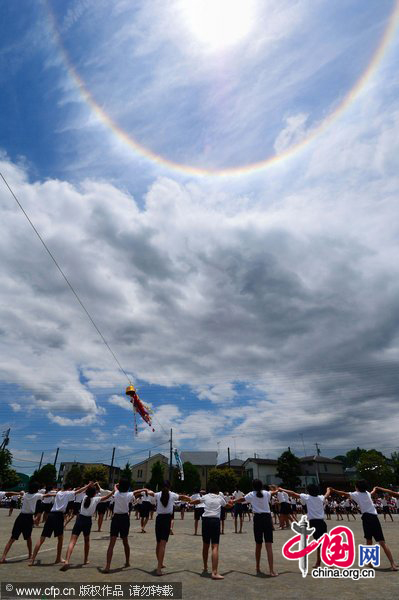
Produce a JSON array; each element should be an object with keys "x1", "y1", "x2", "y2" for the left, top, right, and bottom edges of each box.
[
  {"x1": 202, "y1": 517, "x2": 220, "y2": 545},
  {"x1": 155, "y1": 514, "x2": 172, "y2": 542},
  {"x1": 362, "y1": 513, "x2": 384, "y2": 542},
  {"x1": 72, "y1": 514, "x2": 92, "y2": 537},
  {"x1": 42, "y1": 512, "x2": 64, "y2": 538},
  {"x1": 253, "y1": 513, "x2": 273, "y2": 544},
  {"x1": 12, "y1": 513, "x2": 33, "y2": 540},
  {"x1": 110, "y1": 513, "x2": 130, "y2": 538},
  {"x1": 309, "y1": 519, "x2": 327, "y2": 541},
  {"x1": 194, "y1": 507, "x2": 204, "y2": 521}
]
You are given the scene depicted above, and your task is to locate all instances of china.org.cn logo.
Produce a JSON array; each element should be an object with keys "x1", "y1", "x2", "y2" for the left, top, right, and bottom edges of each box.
[{"x1": 282, "y1": 516, "x2": 379, "y2": 580}]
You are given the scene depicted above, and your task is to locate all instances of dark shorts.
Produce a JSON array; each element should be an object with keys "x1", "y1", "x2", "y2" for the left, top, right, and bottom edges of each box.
[
  {"x1": 234, "y1": 504, "x2": 243, "y2": 517},
  {"x1": 220, "y1": 506, "x2": 226, "y2": 521},
  {"x1": 72, "y1": 514, "x2": 92, "y2": 537},
  {"x1": 42, "y1": 502, "x2": 53, "y2": 514},
  {"x1": 280, "y1": 502, "x2": 291, "y2": 515},
  {"x1": 141, "y1": 501, "x2": 151, "y2": 519},
  {"x1": 110, "y1": 513, "x2": 130, "y2": 538},
  {"x1": 34, "y1": 500, "x2": 43, "y2": 515},
  {"x1": 42, "y1": 511, "x2": 64, "y2": 538},
  {"x1": 194, "y1": 507, "x2": 204, "y2": 521},
  {"x1": 155, "y1": 514, "x2": 172, "y2": 542},
  {"x1": 309, "y1": 518, "x2": 327, "y2": 541},
  {"x1": 97, "y1": 502, "x2": 108, "y2": 515},
  {"x1": 10, "y1": 498, "x2": 18, "y2": 509},
  {"x1": 12, "y1": 513, "x2": 33, "y2": 540},
  {"x1": 382, "y1": 506, "x2": 390, "y2": 514},
  {"x1": 202, "y1": 517, "x2": 220, "y2": 545},
  {"x1": 253, "y1": 513, "x2": 273, "y2": 544},
  {"x1": 362, "y1": 513, "x2": 384, "y2": 542},
  {"x1": 66, "y1": 500, "x2": 75, "y2": 514}
]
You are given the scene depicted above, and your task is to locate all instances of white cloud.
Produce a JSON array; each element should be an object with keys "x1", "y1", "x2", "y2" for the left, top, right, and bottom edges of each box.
[{"x1": 108, "y1": 395, "x2": 132, "y2": 411}]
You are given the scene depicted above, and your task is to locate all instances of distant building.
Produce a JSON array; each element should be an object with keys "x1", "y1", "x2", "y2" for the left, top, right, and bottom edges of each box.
[
  {"x1": 299, "y1": 456, "x2": 346, "y2": 487},
  {"x1": 217, "y1": 458, "x2": 244, "y2": 478},
  {"x1": 8, "y1": 472, "x2": 30, "y2": 491},
  {"x1": 130, "y1": 453, "x2": 169, "y2": 487},
  {"x1": 58, "y1": 462, "x2": 120, "y2": 486},
  {"x1": 181, "y1": 451, "x2": 218, "y2": 488},
  {"x1": 243, "y1": 458, "x2": 282, "y2": 486}
]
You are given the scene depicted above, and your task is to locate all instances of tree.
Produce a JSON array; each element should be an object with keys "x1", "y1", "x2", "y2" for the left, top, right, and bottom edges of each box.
[
  {"x1": 148, "y1": 461, "x2": 165, "y2": 491},
  {"x1": 171, "y1": 462, "x2": 200, "y2": 494},
  {"x1": 237, "y1": 474, "x2": 252, "y2": 494},
  {"x1": 83, "y1": 465, "x2": 109, "y2": 488},
  {"x1": 345, "y1": 447, "x2": 367, "y2": 468},
  {"x1": 120, "y1": 462, "x2": 132, "y2": 486},
  {"x1": 276, "y1": 449, "x2": 301, "y2": 489},
  {"x1": 65, "y1": 464, "x2": 84, "y2": 488},
  {"x1": 30, "y1": 464, "x2": 57, "y2": 486},
  {"x1": 333, "y1": 455, "x2": 347, "y2": 468},
  {"x1": 0, "y1": 449, "x2": 20, "y2": 489},
  {"x1": 391, "y1": 452, "x2": 399, "y2": 485},
  {"x1": 357, "y1": 450, "x2": 394, "y2": 488},
  {"x1": 208, "y1": 468, "x2": 237, "y2": 493}
]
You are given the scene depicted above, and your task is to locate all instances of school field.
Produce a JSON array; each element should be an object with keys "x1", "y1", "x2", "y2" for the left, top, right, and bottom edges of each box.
[{"x1": 0, "y1": 510, "x2": 398, "y2": 600}]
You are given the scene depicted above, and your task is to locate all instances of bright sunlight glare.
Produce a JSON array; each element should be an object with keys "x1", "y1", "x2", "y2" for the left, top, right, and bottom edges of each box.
[{"x1": 179, "y1": 0, "x2": 257, "y2": 53}]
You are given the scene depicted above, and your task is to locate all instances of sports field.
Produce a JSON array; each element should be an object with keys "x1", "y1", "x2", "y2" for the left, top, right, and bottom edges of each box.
[{"x1": 0, "y1": 510, "x2": 398, "y2": 599}]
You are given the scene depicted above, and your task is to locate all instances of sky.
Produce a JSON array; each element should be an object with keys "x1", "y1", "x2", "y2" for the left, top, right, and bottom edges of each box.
[{"x1": 1, "y1": 0, "x2": 399, "y2": 475}]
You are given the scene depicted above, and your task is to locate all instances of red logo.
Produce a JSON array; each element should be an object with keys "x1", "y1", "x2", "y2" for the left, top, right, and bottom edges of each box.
[{"x1": 283, "y1": 525, "x2": 355, "y2": 569}]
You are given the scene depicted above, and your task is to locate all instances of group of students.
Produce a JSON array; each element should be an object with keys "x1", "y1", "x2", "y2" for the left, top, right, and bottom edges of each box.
[{"x1": 1, "y1": 478, "x2": 399, "y2": 578}]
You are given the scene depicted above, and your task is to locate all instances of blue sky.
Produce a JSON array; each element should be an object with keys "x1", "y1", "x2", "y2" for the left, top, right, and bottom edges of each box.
[{"x1": 1, "y1": 1, "x2": 399, "y2": 475}]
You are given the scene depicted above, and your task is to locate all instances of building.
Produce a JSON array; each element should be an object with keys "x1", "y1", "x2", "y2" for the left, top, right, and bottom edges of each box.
[
  {"x1": 181, "y1": 451, "x2": 218, "y2": 488},
  {"x1": 58, "y1": 462, "x2": 120, "y2": 486},
  {"x1": 217, "y1": 458, "x2": 244, "y2": 478},
  {"x1": 243, "y1": 458, "x2": 282, "y2": 486},
  {"x1": 299, "y1": 455, "x2": 346, "y2": 487},
  {"x1": 130, "y1": 453, "x2": 169, "y2": 487}
]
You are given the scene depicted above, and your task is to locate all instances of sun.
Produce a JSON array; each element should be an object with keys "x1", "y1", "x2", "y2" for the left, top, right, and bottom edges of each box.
[{"x1": 178, "y1": 0, "x2": 256, "y2": 53}]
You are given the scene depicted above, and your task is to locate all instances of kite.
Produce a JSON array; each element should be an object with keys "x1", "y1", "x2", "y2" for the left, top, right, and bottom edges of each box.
[
  {"x1": 174, "y1": 448, "x2": 184, "y2": 481},
  {"x1": 125, "y1": 385, "x2": 155, "y2": 434}
]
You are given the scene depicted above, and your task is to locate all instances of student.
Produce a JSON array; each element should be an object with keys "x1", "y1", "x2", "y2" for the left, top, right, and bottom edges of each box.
[
  {"x1": 61, "y1": 483, "x2": 114, "y2": 570},
  {"x1": 0, "y1": 487, "x2": 41, "y2": 563},
  {"x1": 146, "y1": 482, "x2": 191, "y2": 576},
  {"x1": 29, "y1": 482, "x2": 91, "y2": 566},
  {"x1": 41, "y1": 486, "x2": 55, "y2": 523},
  {"x1": 234, "y1": 480, "x2": 279, "y2": 576},
  {"x1": 219, "y1": 492, "x2": 229, "y2": 535},
  {"x1": 191, "y1": 488, "x2": 205, "y2": 536},
  {"x1": 140, "y1": 491, "x2": 152, "y2": 533},
  {"x1": 232, "y1": 487, "x2": 245, "y2": 533},
  {"x1": 380, "y1": 494, "x2": 394, "y2": 522},
  {"x1": 330, "y1": 481, "x2": 398, "y2": 571},
  {"x1": 103, "y1": 480, "x2": 147, "y2": 573},
  {"x1": 274, "y1": 487, "x2": 291, "y2": 530},
  {"x1": 279, "y1": 484, "x2": 331, "y2": 569},
  {"x1": 190, "y1": 483, "x2": 232, "y2": 580}
]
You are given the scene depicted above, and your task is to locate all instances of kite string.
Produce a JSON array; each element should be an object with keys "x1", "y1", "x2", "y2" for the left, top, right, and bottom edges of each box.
[{"x1": 0, "y1": 170, "x2": 131, "y2": 385}]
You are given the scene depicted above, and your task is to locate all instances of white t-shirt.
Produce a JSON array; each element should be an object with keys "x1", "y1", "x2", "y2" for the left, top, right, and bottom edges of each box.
[
  {"x1": 202, "y1": 493, "x2": 226, "y2": 518},
  {"x1": 277, "y1": 491, "x2": 289, "y2": 503},
  {"x1": 300, "y1": 494, "x2": 325, "y2": 520},
  {"x1": 80, "y1": 495, "x2": 104, "y2": 517},
  {"x1": 75, "y1": 491, "x2": 85, "y2": 503},
  {"x1": 21, "y1": 493, "x2": 43, "y2": 514},
  {"x1": 0, "y1": 491, "x2": 6, "y2": 501},
  {"x1": 113, "y1": 491, "x2": 134, "y2": 514},
  {"x1": 42, "y1": 494, "x2": 55, "y2": 504},
  {"x1": 155, "y1": 491, "x2": 179, "y2": 514},
  {"x1": 232, "y1": 490, "x2": 244, "y2": 500},
  {"x1": 191, "y1": 493, "x2": 205, "y2": 508},
  {"x1": 350, "y1": 491, "x2": 377, "y2": 515},
  {"x1": 51, "y1": 490, "x2": 75, "y2": 512},
  {"x1": 244, "y1": 491, "x2": 271, "y2": 514}
]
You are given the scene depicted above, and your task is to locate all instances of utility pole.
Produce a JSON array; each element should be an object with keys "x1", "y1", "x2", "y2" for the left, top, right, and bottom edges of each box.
[
  {"x1": 38, "y1": 452, "x2": 44, "y2": 471},
  {"x1": 110, "y1": 447, "x2": 115, "y2": 485},
  {"x1": 169, "y1": 429, "x2": 173, "y2": 482},
  {"x1": 53, "y1": 447, "x2": 59, "y2": 467},
  {"x1": 314, "y1": 443, "x2": 320, "y2": 485},
  {"x1": 0, "y1": 428, "x2": 10, "y2": 452},
  {"x1": 315, "y1": 443, "x2": 321, "y2": 456},
  {"x1": 227, "y1": 447, "x2": 231, "y2": 467}
]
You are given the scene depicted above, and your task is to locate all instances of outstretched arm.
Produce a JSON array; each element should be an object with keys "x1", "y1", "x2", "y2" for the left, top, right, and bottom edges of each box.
[
  {"x1": 324, "y1": 487, "x2": 332, "y2": 500},
  {"x1": 133, "y1": 488, "x2": 149, "y2": 498},
  {"x1": 329, "y1": 487, "x2": 350, "y2": 498},
  {"x1": 278, "y1": 487, "x2": 300, "y2": 499},
  {"x1": 74, "y1": 482, "x2": 93, "y2": 495},
  {"x1": 178, "y1": 494, "x2": 191, "y2": 502},
  {"x1": 374, "y1": 486, "x2": 399, "y2": 498}
]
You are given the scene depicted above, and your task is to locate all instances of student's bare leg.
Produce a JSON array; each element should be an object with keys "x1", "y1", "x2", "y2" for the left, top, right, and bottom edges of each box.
[
  {"x1": 194, "y1": 518, "x2": 199, "y2": 535},
  {"x1": 61, "y1": 534, "x2": 78, "y2": 570},
  {"x1": 211, "y1": 543, "x2": 223, "y2": 579},
  {"x1": 239, "y1": 515, "x2": 243, "y2": 533},
  {"x1": 122, "y1": 537, "x2": 130, "y2": 567},
  {"x1": 83, "y1": 536, "x2": 90, "y2": 564},
  {"x1": 266, "y1": 542, "x2": 278, "y2": 576},
  {"x1": 0, "y1": 538, "x2": 16, "y2": 563},
  {"x1": 313, "y1": 546, "x2": 322, "y2": 568},
  {"x1": 103, "y1": 536, "x2": 117, "y2": 572},
  {"x1": 202, "y1": 543, "x2": 209, "y2": 571},
  {"x1": 255, "y1": 543, "x2": 262, "y2": 573},
  {"x1": 98, "y1": 513, "x2": 104, "y2": 532},
  {"x1": 26, "y1": 538, "x2": 32, "y2": 559},
  {"x1": 379, "y1": 541, "x2": 398, "y2": 570},
  {"x1": 54, "y1": 535, "x2": 63, "y2": 564},
  {"x1": 29, "y1": 536, "x2": 46, "y2": 566},
  {"x1": 156, "y1": 540, "x2": 166, "y2": 575}
]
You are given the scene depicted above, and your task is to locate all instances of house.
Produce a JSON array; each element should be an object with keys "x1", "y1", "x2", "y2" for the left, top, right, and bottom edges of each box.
[
  {"x1": 299, "y1": 455, "x2": 346, "y2": 487},
  {"x1": 243, "y1": 458, "x2": 282, "y2": 486},
  {"x1": 130, "y1": 453, "x2": 169, "y2": 487},
  {"x1": 58, "y1": 462, "x2": 120, "y2": 486},
  {"x1": 181, "y1": 451, "x2": 218, "y2": 488}
]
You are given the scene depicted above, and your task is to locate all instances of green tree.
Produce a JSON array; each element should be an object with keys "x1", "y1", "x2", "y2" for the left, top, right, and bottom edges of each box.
[
  {"x1": 171, "y1": 462, "x2": 200, "y2": 494},
  {"x1": 83, "y1": 465, "x2": 109, "y2": 488},
  {"x1": 391, "y1": 452, "x2": 399, "y2": 485},
  {"x1": 120, "y1": 462, "x2": 132, "y2": 486},
  {"x1": 357, "y1": 450, "x2": 394, "y2": 487},
  {"x1": 65, "y1": 464, "x2": 84, "y2": 488},
  {"x1": 276, "y1": 449, "x2": 301, "y2": 489},
  {"x1": 148, "y1": 461, "x2": 165, "y2": 491},
  {"x1": 345, "y1": 447, "x2": 367, "y2": 468},
  {"x1": 333, "y1": 455, "x2": 347, "y2": 468},
  {"x1": 208, "y1": 468, "x2": 238, "y2": 493},
  {"x1": 31, "y1": 463, "x2": 57, "y2": 486},
  {"x1": 237, "y1": 474, "x2": 252, "y2": 494},
  {"x1": 0, "y1": 449, "x2": 20, "y2": 489}
]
